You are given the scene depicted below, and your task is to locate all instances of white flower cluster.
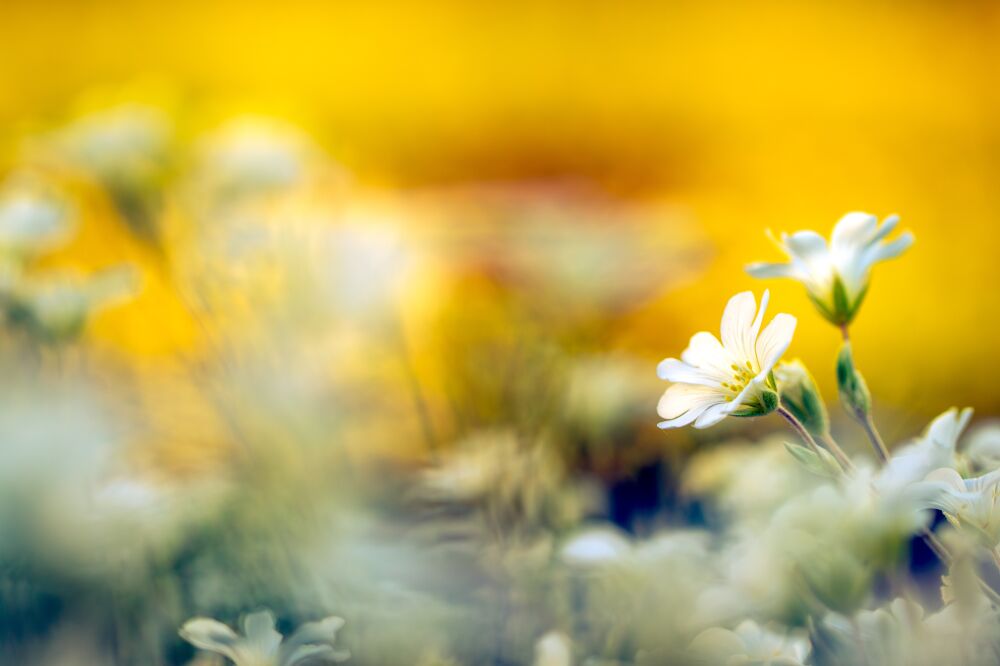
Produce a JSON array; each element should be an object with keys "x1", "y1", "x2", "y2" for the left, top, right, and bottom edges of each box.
[{"x1": 647, "y1": 212, "x2": 1000, "y2": 665}]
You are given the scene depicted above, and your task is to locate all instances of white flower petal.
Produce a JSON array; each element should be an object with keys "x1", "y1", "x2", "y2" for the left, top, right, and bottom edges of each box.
[
  {"x1": 241, "y1": 610, "x2": 282, "y2": 659},
  {"x1": 754, "y1": 313, "x2": 796, "y2": 374},
  {"x1": 693, "y1": 401, "x2": 731, "y2": 429},
  {"x1": 870, "y1": 214, "x2": 900, "y2": 242},
  {"x1": 861, "y1": 231, "x2": 914, "y2": 270},
  {"x1": 750, "y1": 289, "x2": 769, "y2": 343},
  {"x1": 746, "y1": 261, "x2": 801, "y2": 280},
  {"x1": 720, "y1": 291, "x2": 757, "y2": 362},
  {"x1": 927, "y1": 407, "x2": 973, "y2": 452},
  {"x1": 657, "y1": 358, "x2": 725, "y2": 387},
  {"x1": 657, "y1": 383, "x2": 723, "y2": 421},
  {"x1": 831, "y1": 212, "x2": 879, "y2": 256},
  {"x1": 179, "y1": 618, "x2": 241, "y2": 662},
  {"x1": 680, "y1": 331, "x2": 732, "y2": 377}
]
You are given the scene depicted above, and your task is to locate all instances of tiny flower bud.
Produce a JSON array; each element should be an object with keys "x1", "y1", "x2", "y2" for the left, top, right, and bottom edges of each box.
[
  {"x1": 837, "y1": 342, "x2": 871, "y2": 419},
  {"x1": 775, "y1": 360, "x2": 829, "y2": 438}
]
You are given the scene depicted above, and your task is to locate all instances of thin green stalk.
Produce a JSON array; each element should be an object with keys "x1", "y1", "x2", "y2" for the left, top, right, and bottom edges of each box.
[
  {"x1": 860, "y1": 414, "x2": 890, "y2": 464},
  {"x1": 820, "y1": 432, "x2": 856, "y2": 473},
  {"x1": 777, "y1": 406, "x2": 850, "y2": 473}
]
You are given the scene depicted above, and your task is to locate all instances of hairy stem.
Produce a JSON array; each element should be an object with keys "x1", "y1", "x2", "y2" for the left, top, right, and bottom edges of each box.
[
  {"x1": 777, "y1": 406, "x2": 849, "y2": 473},
  {"x1": 820, "y1": 432, "x2": 856, "y2": 473},
  {"x1": 860, "y1": 414, "x2": 891, "y2": 464}
]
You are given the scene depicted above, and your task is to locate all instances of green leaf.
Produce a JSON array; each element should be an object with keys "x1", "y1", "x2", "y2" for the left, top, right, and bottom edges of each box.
[{"x1": 784, "y1": 441, "x2": 841, "y2": 478}]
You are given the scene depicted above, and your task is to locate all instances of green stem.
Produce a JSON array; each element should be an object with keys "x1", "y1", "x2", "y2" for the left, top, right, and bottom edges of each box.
[
  {"x1": 777, "y1": 406, "x2": 849, "y2": 473},
  {"x1": 860, "y1": 413, "x2": 891, "y2": 464},
  {"x1": 840, "y1": 324, "x2": 890, "y2": 464},
  {"x1": 820, "y1": 432, "x2": 856, "y2": 473}
]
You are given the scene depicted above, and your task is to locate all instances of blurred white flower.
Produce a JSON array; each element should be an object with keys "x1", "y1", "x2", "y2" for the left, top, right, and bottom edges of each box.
[
  {"x1": 180, "y1": 610, "x2": 349, "y2": 666},
  {"x1": 747, "y1": 212, "x2": 913, "y2": 325},
  {"x1": 877, "y1": 408, "x2": 973, "y2": 493},
  {"x1": 533, "y1": 631, "x2": 572, "y2": 666},
  {"x1": 963, "y1": 420, "x2": 1000, "y2": 473},
  {"x1": 560, "y1": 526, "x2": 631, "y2": 568},
  {"x1": 0, "y1": 177, "x2": 72, "y2": 257},
  {"x1": 54, "y1": 104, "x2": 172, "y2": 188},
  {"x1": 688, "y1": 620, "x2": 809, "y2": 666},
  {"x1": 924, "y1": 468, "x2": 1000, "y2": 548},
  {"x1": 195, "y1": 117, "x2": 320, "y2": 201},
  {"x1": 4, "y1": 266, "x2": 140, "y2": 342},
  {"x1": 657, "y1": 290, "x2": 795, "y2": 429},
  {"x1": 683, "y1": 437, "x2": 815, "y2": 525},
  {"x1": 820, "y1": 598, "x2": 925, "y2": 665}
]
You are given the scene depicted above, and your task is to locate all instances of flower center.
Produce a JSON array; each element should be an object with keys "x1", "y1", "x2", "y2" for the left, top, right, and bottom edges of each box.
[{"x1": 721, "y1": 361, "x2": 756, "y2": 401}]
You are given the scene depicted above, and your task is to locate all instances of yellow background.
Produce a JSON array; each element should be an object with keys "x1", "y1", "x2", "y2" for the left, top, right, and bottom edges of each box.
[{"x1": 1, "y1": 0, "x2": 998, "y2": 440}]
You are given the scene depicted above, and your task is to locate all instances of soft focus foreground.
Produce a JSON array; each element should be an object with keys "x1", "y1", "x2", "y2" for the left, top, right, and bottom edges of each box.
[{"x1": 2, "y1": 2, "x2": 1000, "y2": 665}]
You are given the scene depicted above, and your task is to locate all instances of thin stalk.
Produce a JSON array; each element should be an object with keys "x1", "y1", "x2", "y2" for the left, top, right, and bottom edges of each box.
[
  {"x1": 777, "y1": 406, "x2": 849, "y2": 473},
  {"x1": 820, "y1": 432, "x2": 856, "y2": 473},
  {"x1": 860, "y1": 414, "x2": 890, "y2": 464},
  {"x1": 777, "y1": 406, "x2": 824, "y2": 458},
  {"x1": 839, "y1": 323, "x2": 1000, "y2": 604}
]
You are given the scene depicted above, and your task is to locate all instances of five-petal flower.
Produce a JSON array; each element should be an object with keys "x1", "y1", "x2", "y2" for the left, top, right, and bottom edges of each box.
[
  {"x1": 657, "y1": 290, "x2": 796, "y2": 429},
  {"x1": 180, "y1": 609, "x2": 349, "y2": 666},
  {"x1": 746, "y1": 212, "x2": 913, "y2": 325}
]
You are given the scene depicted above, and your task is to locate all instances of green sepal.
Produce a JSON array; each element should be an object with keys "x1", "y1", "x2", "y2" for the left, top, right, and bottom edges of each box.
[{"x1": 730, "y1": 387, "x2": 779, "y2": 418}]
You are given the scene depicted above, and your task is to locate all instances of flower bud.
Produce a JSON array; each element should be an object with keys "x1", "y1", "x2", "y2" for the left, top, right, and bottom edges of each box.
[
  {"x1": 775, "y1": 360, "x2": 829, "y2": 438},
  {"x1": 836, "y1": 342, "x2": 871, "y2": 419}
]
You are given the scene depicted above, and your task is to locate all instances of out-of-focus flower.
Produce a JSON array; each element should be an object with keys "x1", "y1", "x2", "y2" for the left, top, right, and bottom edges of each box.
[
  {"x1": 683, "y1": 437, "x2": 814, "y2": 524},
  {"x1": 688, "y1": 620, "x2": 810, "y2": 666},
  {"x1": 877, "y1": 408, "x2": 973, "y2": 493},
  {"x1": 420, "y1": 430, "x2": 581, "y2": 536},
  {"x1": 818, "y1": 598, "x2": 925, "y2": 665},
  {"x1": 747, "y1": 212, "x2": 913, "y2": 325},
  {"x1": 180, "y1": 610, "x2": 349, "y2": 666},
  {"x1": 533, "y1": 631, "x2": 572, "y2": 666},
  {"x1": 49, "y1": 104, "x2": 172, "y2": 242},
  {"x1": 774, "y1": 359, "x2": 828, "y2": 438},
  {"x1": 192, "y1": 117, "x2": 325, "y2": 204},
  {"x1": 700, "y1": 469, "x2": 928, "y2": 626},
  {"x1": 657, "y1": 290, "x2": 795, "y2": 429},
  {"x1": 3, "y1": 266, "x2": 140, "y2": 343},
  {"x1": 0, "y1": 176, "x2": 72, "y2": 258},
  {"x1": 963, "y1": 421, "x2": 1000, "y2": 473},
  {"x1": 563, "y1": 354, "x2": 661, "y2": 449},
  {"x1": 923, "y1": 468, "x2": 1000, "y2": 548},
  {"x1": 560, "y1": 526, "x2": 631, "y2": 568}
]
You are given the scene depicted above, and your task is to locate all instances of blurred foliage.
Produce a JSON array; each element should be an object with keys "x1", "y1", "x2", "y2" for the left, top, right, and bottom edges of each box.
[{"x1": 0, "y1": 2, "x2": 999, "y2": 664}]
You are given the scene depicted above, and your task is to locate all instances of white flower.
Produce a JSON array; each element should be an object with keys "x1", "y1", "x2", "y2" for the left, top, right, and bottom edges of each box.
[
  {"x1": 180, "y1": 610, "x2": 349, "y2": 666},
  {"x1": 963, "y1": 420, "x2": 1000, "y2": 473},
  {"x1": 876, "y1": 408, "x2": 973, "y2": 493},
  {"x1": 533, "y1": 631, "x2": 572, "y2": 666},
  {"x1": 657, "y1": 290, "x2": 796, "y2": 429},
  {"x1": 746, "y1": 212, "x2": 913, "y2": 325},
  {"x1": 560, "y1": 526, "x2": 631, "y2": 567},
  {"x1": 689, "y1": 620, "x2": 810, "y2": 665},
  {"x1": 924, "y1": 468, "x2": 1000, "y2": 548}
]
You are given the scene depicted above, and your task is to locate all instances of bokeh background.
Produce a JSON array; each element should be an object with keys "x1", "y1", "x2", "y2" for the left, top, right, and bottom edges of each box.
[
  {"x1": 1, "y1": 1, "x2": 999, "y2": 664},
  {"x1": 2, "y1": 0, "x2": 998, "y2": 428}
]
